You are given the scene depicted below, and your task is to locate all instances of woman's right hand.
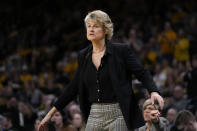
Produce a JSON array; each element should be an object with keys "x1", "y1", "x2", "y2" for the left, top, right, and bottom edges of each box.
[
  {"x1": 38, "y1": 107, "x2": 57, "y2": 131},
  {"x1": 38, "y1": 115, "x2": 51, "y2": 131}
]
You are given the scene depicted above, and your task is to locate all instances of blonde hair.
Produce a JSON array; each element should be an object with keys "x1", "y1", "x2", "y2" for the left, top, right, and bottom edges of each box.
[
  {"x1": 143, "y1": 99, "x2": 160, "y2": 111},
  {"x1": 84, "y1": 10, "x2": 113, "y2": 40}
]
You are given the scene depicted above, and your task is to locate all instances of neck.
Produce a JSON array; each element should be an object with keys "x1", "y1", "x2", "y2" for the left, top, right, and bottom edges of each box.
[
  {"x1": 147, "y1": 121, "x2": 152, "y2": 129},
  {"x1": 91, "y1": 39, "x2": 106, "y2": 53},
  {"x1": 56, "y1": 123, "x2": 63, "y2": 131}
]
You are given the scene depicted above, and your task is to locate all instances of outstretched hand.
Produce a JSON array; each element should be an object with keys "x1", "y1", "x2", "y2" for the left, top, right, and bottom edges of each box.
[
  {"x1": 38, "y1": 124, "x2": 46, "y2": 131},
  {"x1": 38, "y1": 115, "x2": 51, "y2": 131},
  {"x1": 151, "y1": 92, "x2": 164, "y2": 110}
]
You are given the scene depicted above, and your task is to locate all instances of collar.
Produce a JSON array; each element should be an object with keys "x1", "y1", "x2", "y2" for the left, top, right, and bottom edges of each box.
[{"x1": 85, "y1": 40, "x2": 113, "y2": 59}]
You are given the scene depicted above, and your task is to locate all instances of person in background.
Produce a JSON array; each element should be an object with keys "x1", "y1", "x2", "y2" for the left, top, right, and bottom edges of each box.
[
  {"x1": 0, "y1": 115, "x2": 6, "y2": 131},
  {"x1": 184, "y1": 55, "x2": 197, "y2": 113},
  {"x1": 171, "y1": 110, "x2": 197, "y2": 131},
  {"x1": 46, "y1": 121, "x2": 56, "y2": 131},
  {"x1": 174, "y1": 28, "x2": 190, "y2": 63},
  {"x1": 72, "y1": 113, "x2": 85, "y2": 131},
  {"x1": 3, "y1": 113, "x2": 19, "y2": 131},
  {"x1": 136, "y1": 99, "x2": 169, "y2": 131},
  {"x1": 166, "y1": 108, "x2": 177, "y2": 130},
  {"x1": 50, "y1": 111, "x2": 76, "y2": 131},
  {"x1": 34, "y1": 117, "x2": 42, "y2": 131},
  {"x1": 158, "y1": 21, "x2": 177, "y2": 64}
]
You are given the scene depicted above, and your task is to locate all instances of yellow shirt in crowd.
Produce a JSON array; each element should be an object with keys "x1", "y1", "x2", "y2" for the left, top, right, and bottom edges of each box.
[
  {"x1": 174, "y1": 38, "x2": 190, "y2": 62},
  {"x1": 158, "y1": 30, "x2": 177, "y2": 54}
]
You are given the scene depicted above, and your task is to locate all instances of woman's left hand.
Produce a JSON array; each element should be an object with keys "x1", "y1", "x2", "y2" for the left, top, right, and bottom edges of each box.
[{"x1": 150, "y1": 92, "x2": 164, "y2": 110}]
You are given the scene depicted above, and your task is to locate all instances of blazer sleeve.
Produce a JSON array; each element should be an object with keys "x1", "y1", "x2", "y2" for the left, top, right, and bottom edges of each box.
[
  {"x1": 123, "y1": 44, "x2": 159, "y2": 93},
  {"x1": 53, "y1": 54, "x2": 82, "y2": 111}
]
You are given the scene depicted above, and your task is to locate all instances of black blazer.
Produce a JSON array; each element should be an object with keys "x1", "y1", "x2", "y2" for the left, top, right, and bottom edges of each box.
[{"x1": 54, "y1": 42, "x2": 159, "y2": 130}]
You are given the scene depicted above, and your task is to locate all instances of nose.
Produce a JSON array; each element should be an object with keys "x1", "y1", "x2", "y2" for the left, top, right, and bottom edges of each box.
[{"x1": 87, "y1": 26, "x2": 94, "y2": 31}]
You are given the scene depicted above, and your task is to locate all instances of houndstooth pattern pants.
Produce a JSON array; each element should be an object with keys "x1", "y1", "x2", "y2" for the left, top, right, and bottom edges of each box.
[{"x1": 85, "y1": 103, "x2": 130, "y2": 131}]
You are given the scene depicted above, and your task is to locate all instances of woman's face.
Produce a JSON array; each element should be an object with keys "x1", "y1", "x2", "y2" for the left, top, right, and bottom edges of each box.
[
  {"x1": 86, "y1": 20, "x2": 105, "y2": 42},
  {"x1": 143, "y1": 105, "x2": 156, "y2": 122},
  {"x1": 51, "y1": 112, "x2": 63, "y2": 126},
  {"x1": 73, "y1": 113, "x2": 83, "y2": 128},
  {"x1": 34, "y1": 119, "x2": 41, "y2": 131}
]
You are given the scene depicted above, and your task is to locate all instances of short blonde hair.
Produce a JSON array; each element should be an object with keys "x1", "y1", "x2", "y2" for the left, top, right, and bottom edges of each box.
[
  {"x1": 143, "y1": 99, "x2": 160, "y2": 111},
  {"x1": 84, "y1": 10, "x2": 113, "y2": 40}
]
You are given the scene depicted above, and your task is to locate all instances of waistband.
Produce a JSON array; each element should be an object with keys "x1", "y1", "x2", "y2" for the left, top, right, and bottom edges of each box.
[
  {"x1": 92, "y1": 102, "x2": 118, "y2": 105},
  {"x1": 91, "y1": 102, "x2": 119, "y2": 109}
]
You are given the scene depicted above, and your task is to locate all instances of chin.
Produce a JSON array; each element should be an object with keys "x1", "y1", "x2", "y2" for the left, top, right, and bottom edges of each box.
[
  {"x1": 87, "y1": 38, "x2": 94, "y2": 41},
  {"x1": 144, "y1": 117, "x2": 149, "y2": 122},
  {"x1": 88, "y1": 38, "x2": 99, "y2": 42}
]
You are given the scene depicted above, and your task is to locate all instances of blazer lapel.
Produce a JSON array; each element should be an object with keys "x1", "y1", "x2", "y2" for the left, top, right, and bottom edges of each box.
[{"x1": 107, "y1": 43, "x2": 120, "y2": 97}]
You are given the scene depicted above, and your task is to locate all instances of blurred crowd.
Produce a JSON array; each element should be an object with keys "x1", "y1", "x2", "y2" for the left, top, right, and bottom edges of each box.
[{"x1": 0, "y1": 0, "x2": 197, "y2": 131}]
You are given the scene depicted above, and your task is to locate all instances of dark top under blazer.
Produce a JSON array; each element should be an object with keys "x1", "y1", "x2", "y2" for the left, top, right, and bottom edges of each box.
[
  {"x1": 54, "y1": 42, "x2": 159, "y2": 130},
  {"x1": 83, "y1": 50, "x2": 117, "y2": 103}
]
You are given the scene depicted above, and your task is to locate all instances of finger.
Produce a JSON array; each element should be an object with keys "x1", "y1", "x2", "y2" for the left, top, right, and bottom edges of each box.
[
  {"x1": 151, "y1": 110, "x2": 158, "y2": 114},
  {"x1": 38, "y1": 125, "x2": 42, "y2": 131},
  {"x1": 151, "y1": 95, "x2": 155, "y2": 105},
  {"x1": 152, "y1": 112, "x2": 159, "y2": 118},
  {"x1": 158, "y1": 112, "x2": 161, "y2": 116},
  {"x1": 38, "y1": 124, "x2": 45, "y2": 131},
  {"x1": 158, "y1": 97, "x2": 164, "y2": 110}
]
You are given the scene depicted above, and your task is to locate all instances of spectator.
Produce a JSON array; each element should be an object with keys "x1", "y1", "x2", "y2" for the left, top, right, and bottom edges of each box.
[
  {"x1": 166, "y1": 85, "x2": 188, "y2": 111},
  {"x1": 17, "y1": 101, "x2": 37, "y2": 131},
  {"x1": 184, "y1": 55, "x2": 197, "y2": 113},
  {"x1": 171, "y1": 110, "x2": 197, "y2": 131},
  {"x1": 50, "y1": 111, "x2": 76, "y2": 131},
  {"x1": 72, "y1": 113, "x2": 85, "y2": 131},
  {"x1": 184, "y1": 17, "x2": 197, "y2": 56},
  {"x1": 174, "y1": 28, "x2": 190, "y2": 62},
  {"x1": 166, "y1": 108, "x2": 178, "y2": 130},
  {"x1": 0, "y1": 96, "x2": 20, "y2": 129},
  {"x1": 66, "y1": 103, "x2": 81, "y2": 119},
  {"x1": 144, "y1": 37, "x2": 161, "y2": 65},
  {"x1": 158, "y1": 22, "x2": 177, "y2": 63},
  {"x1": 23, "y1": 80, "x2": 43, "y2": 109},
  {"x1": 135, "y1": 99, "x2": 169, "y2": 131},
  {"x1": 34, "y1": 117, "x2": 42, "y2": 131},
  {"x1": 46, "y1": 121, "x2": 56, "y2": 131},
  {"x1": 153, "y1": 64, "x2": 167, "y2": 90},
  {"x1": 127, "y1": 28, "x2": 144, "y2": 58},
  {"x1": 3, "y1": 113, "x2": 19, "y2": 131},
  {"x1": 0, "y1": 115, "x2": 5, "y2": 131}
]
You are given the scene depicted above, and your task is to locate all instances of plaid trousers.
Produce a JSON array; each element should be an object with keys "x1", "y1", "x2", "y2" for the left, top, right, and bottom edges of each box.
[{"x1": 85, "y1": 103, "x2": 130, "y2": 131}]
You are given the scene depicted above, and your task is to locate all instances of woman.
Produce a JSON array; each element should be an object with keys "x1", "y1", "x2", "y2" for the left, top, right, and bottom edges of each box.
[
  {"x1": 50, "y1": 111, "x2": 76, "y2": 131},
  {"x1": 34, "y1": 117, "x2": 42, "y2": 131},
  {"x1": 136, "y1": 99, "x2": 169, "y2": 131},
  {"x1": 72, "y1": 113, "x2": 85, "y2": 131},
  {"x1": 39, "y1": 10, "x2": 164, "y2": 131}
]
